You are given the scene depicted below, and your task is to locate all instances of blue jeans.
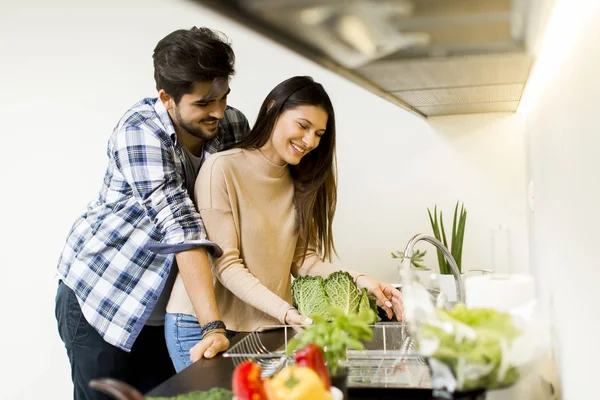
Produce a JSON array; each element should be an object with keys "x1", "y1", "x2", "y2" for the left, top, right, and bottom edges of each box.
[{"x1": 165, "y1": 313, "x2": 238, "y2": 373}]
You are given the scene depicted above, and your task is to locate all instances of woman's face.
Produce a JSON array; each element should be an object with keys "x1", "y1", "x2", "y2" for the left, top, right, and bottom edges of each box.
[{"x1": 261, "y1": 105, "x2": 328, "y2": 166}]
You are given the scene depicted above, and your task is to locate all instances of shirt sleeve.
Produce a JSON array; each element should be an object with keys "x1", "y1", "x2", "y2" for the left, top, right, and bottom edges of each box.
[
  {"x1": 196, "y1": 157, "x2": 294, "y2": 323},
  {"x1": 111, "y1": 124, "x2": 206, "y2": 247}
]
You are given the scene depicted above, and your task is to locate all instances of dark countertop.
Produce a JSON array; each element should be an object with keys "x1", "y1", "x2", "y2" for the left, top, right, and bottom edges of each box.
[
  {"x1": 147, "y1": 329, "x2": 486, "y2": 400},
  {"x1": 147, "y1": 331, "x2": 249, "y2": 397}
]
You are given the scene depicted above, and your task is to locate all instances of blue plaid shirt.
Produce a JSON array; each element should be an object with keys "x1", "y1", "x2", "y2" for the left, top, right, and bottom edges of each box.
[{"x1": 57, "y1": 98, "x2": 250, "y2": 351}]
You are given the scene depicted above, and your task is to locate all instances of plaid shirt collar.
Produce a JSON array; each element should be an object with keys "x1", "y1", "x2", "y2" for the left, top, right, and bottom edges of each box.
[{"x1": 154, "y1": 99, "x2": 177, "y2": 140}]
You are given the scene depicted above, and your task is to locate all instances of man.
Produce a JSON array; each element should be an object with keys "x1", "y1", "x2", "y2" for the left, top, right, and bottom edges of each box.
[{"x1": 55, "y1": 27, "x2": 249, "y2": 399}]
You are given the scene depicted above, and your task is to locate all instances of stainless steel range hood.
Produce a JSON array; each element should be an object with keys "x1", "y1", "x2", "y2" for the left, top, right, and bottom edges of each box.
[{"x1": 196, "y1": 0, "x2": 535, "y2": 117}]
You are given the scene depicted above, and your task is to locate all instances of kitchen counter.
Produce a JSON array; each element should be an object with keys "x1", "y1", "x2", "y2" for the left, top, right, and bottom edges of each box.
[{"x1": 146, "y1": 328, "x2": 486, "y2": 400}]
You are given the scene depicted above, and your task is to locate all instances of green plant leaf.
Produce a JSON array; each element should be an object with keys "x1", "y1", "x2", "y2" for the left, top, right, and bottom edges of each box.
[
  {"x1": 428, "y1": 202, "x2": 467, "y2": 275},
  {"x1": 456, "y1": 208, "x2": 467, "y2": 273},
  {"x1": 391, "y1": 249, "x2": 427, "y2": 269},
  {"x1": 285, "y1": 305, "x2": 375, "y2": 376},
  {"x1": 428, "y1": 206, "x2": 447, "y2": 274},
  {"x1": 440, "y1": 211, "x2": 450, "y2": 274},
  {"x1": 346, "y1": 338, "x2": 365, "y2": 350},
  {"x1": 451, "y1": 201, "x2": 459, "y2": 260},
  {"x1": 285, "y1": 337, "x2": 299, "y2": 355}
]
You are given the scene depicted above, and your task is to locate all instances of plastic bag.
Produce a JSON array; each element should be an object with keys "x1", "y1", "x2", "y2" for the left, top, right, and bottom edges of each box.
[{"x1": 399, "y1": 259, "x2": 549, "y2": 393}]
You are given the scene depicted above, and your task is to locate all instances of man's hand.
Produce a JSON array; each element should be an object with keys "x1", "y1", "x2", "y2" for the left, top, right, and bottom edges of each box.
[
  {"x1": 356, "y1": 275, "x2": 404, "y2": 321},
  {"x1": 189, "y1": 332, "x2": 230, "y2": 363}
]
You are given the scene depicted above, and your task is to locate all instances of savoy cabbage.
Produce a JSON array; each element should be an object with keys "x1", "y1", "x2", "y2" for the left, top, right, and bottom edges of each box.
[{"x1": 292, "y1": 271, "x2": 378, "y2": 321}]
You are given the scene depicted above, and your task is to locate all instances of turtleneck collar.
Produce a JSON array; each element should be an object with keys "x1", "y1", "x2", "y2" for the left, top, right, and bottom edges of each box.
[{"x1": 242, "y1": 148, "x2": 288, "y2": 178}]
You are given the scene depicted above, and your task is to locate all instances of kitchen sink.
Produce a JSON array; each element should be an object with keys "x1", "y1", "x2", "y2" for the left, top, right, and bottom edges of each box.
[
  {"x1": 223, "y1": 322, "x2": 432, "y2": 389},
  {"x1": 346, "y1": 322, "x2": 430, "y2": 389}
]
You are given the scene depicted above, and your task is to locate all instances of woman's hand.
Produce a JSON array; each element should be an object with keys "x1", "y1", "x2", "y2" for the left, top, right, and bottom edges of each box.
[
  {"x1": 284, "y1": 308, "x2": 313, "y2": 325},
  {"x1": 189, "y1": 332, "x2": 230, "y2": 363},
  {"x1": 355, "y1": 275, "x2": 404, "y2": 321}
]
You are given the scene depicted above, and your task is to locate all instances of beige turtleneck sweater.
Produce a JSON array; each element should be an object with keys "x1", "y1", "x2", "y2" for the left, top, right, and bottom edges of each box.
[{"x1": 166, "y1": 148, "x2": 358, "y2": 331}]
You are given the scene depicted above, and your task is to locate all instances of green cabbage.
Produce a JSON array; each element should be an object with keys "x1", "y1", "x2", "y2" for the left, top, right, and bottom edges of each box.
[
  {"x1": 292, "y1": 275, "x2": 331, "y2": 318},
  {"x1": 358, "y1": 287, "x2": 375, "y2": 316},
  {"x1": 292, "y1": 271, "x2": 377, "y2": 321}
]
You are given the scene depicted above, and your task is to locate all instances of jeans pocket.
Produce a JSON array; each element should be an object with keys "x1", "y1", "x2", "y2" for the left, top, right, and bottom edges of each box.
[
  {"x1": 165, "y1": 313, "x2": 203, "y2": 373},
  {"x1": 175, "y1": 318, "x2": 202, "y2": 343},
  {"x1": 55, "y1": 282, "x2": 69, "y2": 345},
  {"x1": 175, "y1": 322, "x2": 202, "y2": 328},
  {"x1": 65, "y1": 286, "x2": 90, "y2": 344}
]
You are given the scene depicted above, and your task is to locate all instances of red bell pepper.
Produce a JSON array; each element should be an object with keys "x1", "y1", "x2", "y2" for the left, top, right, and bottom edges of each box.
[
  {"x1": 232, "y1": 361, "x2": 266, "y2": 400},
  {"x1": 293, "y1": 344, "x2": 331, "y2": 390}
]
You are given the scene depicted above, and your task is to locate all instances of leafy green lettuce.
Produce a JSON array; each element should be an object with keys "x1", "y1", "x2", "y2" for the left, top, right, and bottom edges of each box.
[
  {"x1": 292, "y1": 271, "x2": 377, "y2": 321},
  {"x1": 420, "y1": 305, "x2": 522, "y2": 391}
]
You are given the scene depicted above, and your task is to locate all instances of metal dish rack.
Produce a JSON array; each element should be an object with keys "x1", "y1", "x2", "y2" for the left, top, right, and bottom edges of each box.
[{"x1": 223, "y1": 323, "x2": 432, "y2": 389}]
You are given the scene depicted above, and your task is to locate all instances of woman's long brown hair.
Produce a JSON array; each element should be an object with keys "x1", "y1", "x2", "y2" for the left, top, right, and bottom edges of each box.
[{"x1": 230, "y1": 76, "x2": 338, "y2": 261}]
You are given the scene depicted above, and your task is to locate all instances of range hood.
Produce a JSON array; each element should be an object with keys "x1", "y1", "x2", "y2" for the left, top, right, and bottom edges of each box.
[{"x1": 196, "y1": 0, "x2": 535, "y2": 118}]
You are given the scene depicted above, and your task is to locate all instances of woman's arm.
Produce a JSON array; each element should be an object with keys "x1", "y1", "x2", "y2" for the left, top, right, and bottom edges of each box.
[{"x1": 196, "y1": 158, "x2": 296, "y2": 324}]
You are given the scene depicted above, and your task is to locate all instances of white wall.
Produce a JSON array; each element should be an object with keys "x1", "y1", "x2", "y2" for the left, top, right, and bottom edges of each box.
[
  {"x1": 335, "y1": 111, "x2": 529, "y2": 282},
  {"x1": 523, "y1": 1, "x2": 600, "y2": 398},
  {"x1": 1, "y1": 0, "x2": 529, "y2": 398}
]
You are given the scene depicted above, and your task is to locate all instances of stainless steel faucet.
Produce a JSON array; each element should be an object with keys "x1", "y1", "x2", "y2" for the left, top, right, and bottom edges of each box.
[{"x1": 403, "y1": 233, "x2": 466, "y2": 304}]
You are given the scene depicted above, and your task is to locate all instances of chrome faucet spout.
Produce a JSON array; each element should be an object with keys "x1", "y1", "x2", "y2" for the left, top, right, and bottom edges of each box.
[{"x1": 403, "y1": 233, "x2": 465, "y2": 304}]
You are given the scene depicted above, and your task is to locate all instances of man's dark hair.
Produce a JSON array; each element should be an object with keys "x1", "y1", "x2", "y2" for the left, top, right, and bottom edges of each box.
[{"x1": 153, "y1": 27, "x2": 235, "y2": 103}]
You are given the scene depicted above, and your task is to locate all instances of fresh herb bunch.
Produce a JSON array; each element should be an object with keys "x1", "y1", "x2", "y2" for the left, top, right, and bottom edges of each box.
[
  {"x1": 285, "y1": 306, "x2": 376, "y2": 375},
  {"x1": 391, "y1": 249, "x2": 428, "y2": 269},
  {"x1": 427, "y1": 202, "x2": 467, "y2": 274}
]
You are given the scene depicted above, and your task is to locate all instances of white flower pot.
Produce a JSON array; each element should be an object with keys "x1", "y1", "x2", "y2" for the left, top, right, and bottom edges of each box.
[
  {"x1": 437, "y1": 273, "x2": 465, "y2": 303},
  {"x1": 414, "y1": 270, "x2": 466, "y2": 303}
]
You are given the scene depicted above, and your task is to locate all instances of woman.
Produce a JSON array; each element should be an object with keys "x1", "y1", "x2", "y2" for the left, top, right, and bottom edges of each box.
[{"x1": 165, "y1": 76, "x2": 403, "y2": 372}]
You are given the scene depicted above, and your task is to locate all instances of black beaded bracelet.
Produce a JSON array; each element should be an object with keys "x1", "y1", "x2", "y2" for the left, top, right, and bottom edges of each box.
[{"x1": 201, "y1": 320, "x2": 226, "y2": 336}]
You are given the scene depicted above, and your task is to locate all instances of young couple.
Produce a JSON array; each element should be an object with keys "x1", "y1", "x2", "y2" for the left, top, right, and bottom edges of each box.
[{"x1": 55, "y1": 27, "x2": 403, "y2": 399}]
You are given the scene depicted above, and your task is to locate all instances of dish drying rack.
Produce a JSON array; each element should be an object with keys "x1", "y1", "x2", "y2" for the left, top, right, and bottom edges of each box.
[{"x1": 223, "y1": 323, "x2": 432, "y2": 389}]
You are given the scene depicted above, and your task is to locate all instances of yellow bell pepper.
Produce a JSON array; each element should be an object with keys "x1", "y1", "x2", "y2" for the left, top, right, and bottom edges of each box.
[{"x1": 263, "y1": 366, "x2": 332, "y2": 400}]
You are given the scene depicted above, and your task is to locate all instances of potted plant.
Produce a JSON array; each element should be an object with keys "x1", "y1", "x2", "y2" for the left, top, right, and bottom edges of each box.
[
  {"x1": 392, "y1": 202, "x2": 468, "y2": 302},
  {"x1": 391, "y1": 248, "x2": 428, "y2": 270},
  {"x1": 426, "y1": 201, "x2": 467, "y2": 302}
]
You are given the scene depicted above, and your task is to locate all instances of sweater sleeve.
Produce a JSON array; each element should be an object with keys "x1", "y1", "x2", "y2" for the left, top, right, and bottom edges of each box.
[{"x1": 195, "y1": 157, "x2": 294, "y2": 324}]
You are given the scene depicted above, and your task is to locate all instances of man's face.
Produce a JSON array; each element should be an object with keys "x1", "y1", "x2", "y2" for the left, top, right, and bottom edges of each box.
[{"x1": 165, "y1": 79, "x2": 230, "y2": 141}]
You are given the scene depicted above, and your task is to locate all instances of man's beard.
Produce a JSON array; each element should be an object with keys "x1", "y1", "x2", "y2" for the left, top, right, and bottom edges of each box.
[{"x1": 175, "y1": 108, "x2": 219, "y2": 140}]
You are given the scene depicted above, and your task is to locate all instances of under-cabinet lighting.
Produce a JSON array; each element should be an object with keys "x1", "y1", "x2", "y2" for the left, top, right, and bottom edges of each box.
[{"x1": 519, "y1": 0, "x2": 590, "y2": 114}]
